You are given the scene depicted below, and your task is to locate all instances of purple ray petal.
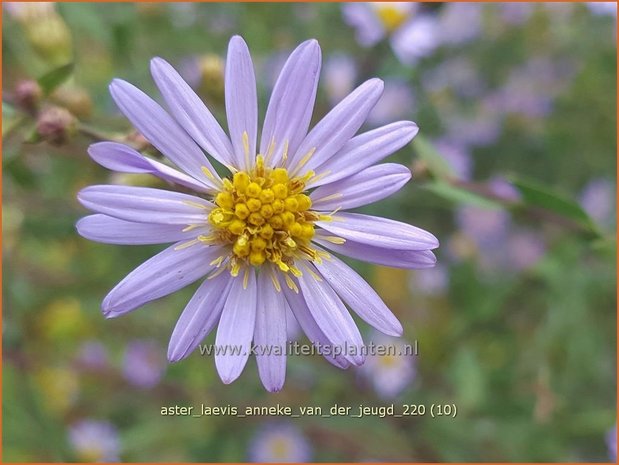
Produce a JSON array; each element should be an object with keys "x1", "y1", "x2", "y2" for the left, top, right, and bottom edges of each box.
[
  {"x1": 225, "y1": 36, "x2": 258, "y2": 170},
  {"x1": 260, "y1": 39, "x2": 321, "y2": 166},
  {"x1": 109, "y1": 79, "x2": 220, "y2": 189},
  {"x1": 308, "y1": 121, "x2": 418, "y2": 188},
  {"x1": 316, "y1": 212, "x2": 439, "y2": 251},
  {"x1": 314, "y1": 252, "x2": 403, "y2": 337},
  {"x1": 282, "y1": 285, "x2": 351, "y2": 369},
  {"x1": 77, "y1": 185, "x2": 212, "y2": 225},
  {"x1": 311, "y1": 163, "x2": 411, "y2": 211},
  {"x1": 290, "y1": 78, "x2": 384, "y2": 173},
  {"x1": 150, "y1": 57, "x2": 235, "y2": 168},
  {"x1": 88, "y1": 142, "x2": 210, "y2": 192},
  {"x1": 297, "y1": 268, "x2": 365, "y2": 366},
  {"x1": 76, "y1": 214, "x2": 209, "y2": 245},
  {"x1": 254, "y1": 270, "x2": 287, "y2": 392},
  {"x1": 314, "y1": 236, "x2": 437, "y2": 269},
  {"x1": 168, "y1": 271, "x2": 233, "y2": 362},
  {"x1": 215, "y1": 269, "x2": 257, "y2": 384},
  {"x1": 102, "y1": 243, "x2": 224, "y2": 317}
]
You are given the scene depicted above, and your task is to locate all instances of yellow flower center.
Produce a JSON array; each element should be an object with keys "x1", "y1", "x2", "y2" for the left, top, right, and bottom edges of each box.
[
  {"x1": 206, "y1": 155, "x2": 322, "y2": 277},
  {"x1": 375, "y1": 5, "x2": 409, "y2": 32}
]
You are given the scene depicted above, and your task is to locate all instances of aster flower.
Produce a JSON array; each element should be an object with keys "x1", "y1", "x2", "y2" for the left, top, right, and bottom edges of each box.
[
  {"x1": 77, "y1": 36, "x2": 438, "y2": 392},
  {"x1": 342, "y1": 2, "x2": 439, "y2": 66},
  {"x1": 359, "y1": 332, "x2": 416, "y2": 399},
  {"x1": 68, "y1": 420, "x2": 120, "y2": 462},
  {"x1": 122, "y1": 340, "x2": 166, "y2": 389},
  {"x1": 248, "y1": 423, "x2": 311, "y2": 463}
]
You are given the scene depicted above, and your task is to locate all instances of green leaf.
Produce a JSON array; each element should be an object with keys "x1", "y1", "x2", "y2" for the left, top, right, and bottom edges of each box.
[
  {"x1": 413, "y1": 135, "x2": 454, "y2": 179},
  {"x1": 509, "y1": 175, "x2": 600, "y2": 235},
  {"x1": 423, "y1": 181, "x2": 503, "y2": 209},
  {"x1": 37, "y1": 63, "x2": 74, "y2": 96}
]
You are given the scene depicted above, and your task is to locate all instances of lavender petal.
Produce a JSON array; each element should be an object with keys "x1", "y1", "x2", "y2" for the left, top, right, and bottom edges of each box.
[
  {"x1": 282, "y1": 285, "x2": 351, "y2": 369},
  {"x1": 102, "y1": 243, "x2": 224, "y2": 317},
  {"x1": 88, "y1": 142, "x2": 210, "y2": 192},
  {"x1": 290, "y1": 78, "x2": 384, "y2": 173},
  {"x1": 168, "y1": 271, "x2": 233, "y2": 362},
  {"x1": 215, "y1": 269, "x2": 257, "y2": 384},
  {"x1": 109, "y1": 79, "x2": 220, "y2": 189},
  {"x1": 314, "y1": 252, "x2": 403, "y2": 336},
  {"x1": 316, "y1": 212, "x2": 439, "y2": 251},
  {"x1": 150, "y1": 57, "x2": 235, "y2": 167},
  {"x1": 225, "y1": 36, "x2": 258, "y2": 170},
  {"x1": 311, "y1": 163, "x2": 411, "y2": 211},
  {"x1": 298, "y1": 268, "x2": 365, "y2": 366},
  {"x1": 254, "y1": 270, "x2": 287, "y2": 392},
  {"x1": 77, "y1": 185, "x2": 212, "y2": 225},
  {"x1": 76, "y1": 214, "x2": 209, "y2": 245},
  {"x1": 308, "y1": 121, "x2": 418, "y2": 188},
  {"x1": 260, "y1": 39, "x2": 321, "y2": 166},
  {"x1": 314, "y1": 236, "x2": 437, "y2": 269}
]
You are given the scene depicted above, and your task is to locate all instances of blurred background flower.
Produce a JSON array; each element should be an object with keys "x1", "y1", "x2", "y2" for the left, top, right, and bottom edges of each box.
[{"x1": 248, "y1": 423, "x2": 311, "y2": 463}]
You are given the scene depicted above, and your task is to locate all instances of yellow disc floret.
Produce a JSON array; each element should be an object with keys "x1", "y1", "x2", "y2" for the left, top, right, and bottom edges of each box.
[{"x1": 207, "y1": 155, "x2": 319, "y2": 273}]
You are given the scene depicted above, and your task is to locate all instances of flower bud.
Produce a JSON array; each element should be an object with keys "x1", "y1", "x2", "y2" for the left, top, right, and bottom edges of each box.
[
  {"x1": 36, "y1": 106, "x2": 76, "y2": 145},
  {"x1": 198, "y1": 54, "x2": 225, "y2": 104},
  {"x1": 51, "y1": 85, "x2": 93, "y2": 119},
  {"x1": 14, "y1": 79, "x2": 43, "y2": 112},
  {"x1": 124, "y1": 130, "x2": 152, "y2": 152}
]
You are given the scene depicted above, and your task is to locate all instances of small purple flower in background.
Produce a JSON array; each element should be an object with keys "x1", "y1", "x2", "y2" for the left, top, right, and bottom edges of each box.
[
  {"x1": 367, "y1": 79, "x2": 415, "y2": 126},
  {"x1": 390, "y1": 14, "x2": 440, "y2": 66},
  {"x1": 587, "y1": 2, "x2": 617, "y2": 17},
  {"x1": 68, "y1": 420, "x2": 120, "y2": 462},
  {"x1": 76, "y1": 340, "x2": 109, "y2": 371},
  {"x1": 432, "y1": 138, "x2": 473, "y2": 181},
  {"x1": 76, "y1": 36, "x2": 438, "y2": 392},
  {"x1": 409, "y1": 263, "x2": 449, "y2": 297},
  {"x1": 342, "y1": 2, "x2": 439, "y2": 66},
  {"x1": 607, "y1": 425, "x2": 617, "y2": 462},
  {"x1": 122, "y1": 340, "x2": 166, "y2": 389},
  {"x1": 443, "y1": 107, "x2": 502, "y2": 149},
  {"x1": 456, "y1": 206, "x2": 510, "y2": 248},
  {"x1": 422, "y1": 56, "x2": 486, "y2": 99},
  {"x1": 359, "y1": 332, "x2": 416, "y2": 399},
  {"x1": 488, "y1": 57, "x2": 576, "y2": 119},
  {"x1": 324, "y1": 53, "x2": 358, "y2": 105},
  {"x1": 341, "y1": 2, "x2": 416, "y2": 47},
  {"x1": 437, "y1": 3, "x2": 483, "y2": 46},
  {"x1": 248, "y1": 423, "x2": 311, "y2": 463},
  {"x1": 580, "y1": 178, "x2": 616, "y2": 228},
  {"x1": 498, "y1": 2, "x2": 535, "y2": 26},
  {"x1": 505, "y1": 230, "x2": 546, "y2": 272}
]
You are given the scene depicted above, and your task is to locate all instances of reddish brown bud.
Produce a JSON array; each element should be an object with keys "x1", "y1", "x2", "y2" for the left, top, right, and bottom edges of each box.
[{"x1": 36, "y1": 106, "x2": 77, "y2": 145}]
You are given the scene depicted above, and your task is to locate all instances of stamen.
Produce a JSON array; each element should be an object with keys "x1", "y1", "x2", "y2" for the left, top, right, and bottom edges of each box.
[
  {"x1": 303, "y1": 263, "x2": 323, "y2": 282},
  {"x1": 182, "y1": 224, "x2": 201, "y2": 232},
  {"x1": 265, "y1": 136, "x2": 276, "y2": 164},
  {"x1": 313, "y1": 192, "x2": 343, "y2": 205},
  {"x1": 242, "y1": 131, "x2": 251, "y2": 169},
  {"x1": 317, "y1": 235, "x2": 346, "y2": 245},
  {"x1": 174, "y1": 239, "x2": 200, "y2": 250},
  {"x1": 281, "y1": 140, "x2": 289, "y2": 164},
  {"x1": 269, "y1": 267, "x2": 282, "y2": 292},
  {"x1": 183, "y1": 200, "x2": 210, "y2": 210},
  {"x1": 291, "y1": 147, "x2": 316, "y2": 177},
  {"x1": 284, "y1": 273, "x2": 299, "y2": 293},
  {"x1": 243, "y1": 267, "x2": 250, "y2": 289}
]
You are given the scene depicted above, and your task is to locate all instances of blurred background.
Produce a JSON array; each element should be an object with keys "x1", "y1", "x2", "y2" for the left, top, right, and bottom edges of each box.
[{"x1": 2, "y1": 2, "x2": 617, "y2": 462}]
